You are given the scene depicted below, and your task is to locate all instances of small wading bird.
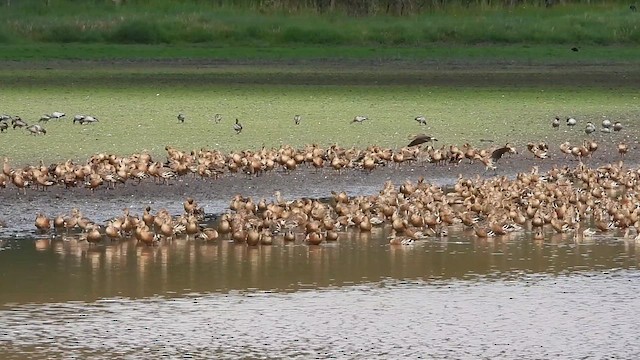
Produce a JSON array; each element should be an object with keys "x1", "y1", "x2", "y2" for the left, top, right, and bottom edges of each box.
[
  {"x1": 177, "y1": 113, "x2": 186, "y2": 123},
  {"x1": 585, "y1": 122, "x2": 596, "y2": 135},
  {"x1": 233, "y1": 118, "x2": 243, "y2": 134},
  {"x1": 414, "y1": 115, "x2": 427, "y2": 126},
  {"x1": 566, "y1": 117, "x2": 577, "y2": 127},
  {"x1": 618, "y1": 143, "x2": 629, "y2": 158},
  {"x1": 527, "y1": 142, "x2": 548, "y2": 159},
  {"x1": 613, "y1": 122, "x2": 623, "y2": 132},
  {"x1": 74, "y1": 115, "x2": 99, "y2": 125},
  {"x1": 352, "y1": 115, "x2": 368, "y2": 124},
  {"x1": 407, "y1": 134, "x2": 438, "y2": 147},
  {"x1": 12, "y1": 116, "x2": 27, "y2": 129},
  {"x1": 49, "y1": 112, "x2": 65, "y2": 119},
  {"x1": 552, "y1": 116, "x2": 560, "y2": 129},
  {"x1": 602, "y1": 119, "x2": 612, "y2": 129},
  {"x1": 212, "y1": 113, "x2": 222, "y2": 124},
  {"x1": 26, "y1": 124, "x2": 46, "y2": 135},
  {"x1": 39, "y1": 114, "x2": 51, "y2": 123},
  {"x1": 294, "y1": 115, "x2": 301, "y2": 125},
  {"x1": 81, "y1": 115, "x2": 99, "y2": 125},
  {"x1": 0, "y1": 121, "x2": 7, "y2": 132}
]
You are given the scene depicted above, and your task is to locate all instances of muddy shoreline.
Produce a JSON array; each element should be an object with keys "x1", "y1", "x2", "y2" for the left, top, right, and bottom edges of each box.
[{"x1": 2, "y1": 59, "x2": 640, "y2": 87}]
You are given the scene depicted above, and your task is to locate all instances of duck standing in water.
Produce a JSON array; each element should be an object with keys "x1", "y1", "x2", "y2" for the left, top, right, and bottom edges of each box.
[{"x1": 35, "y1": 213, "x2": 51, "y2": 231}]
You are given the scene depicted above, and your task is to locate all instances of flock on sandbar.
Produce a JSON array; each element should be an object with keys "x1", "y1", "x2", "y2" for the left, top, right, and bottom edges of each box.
[
  {"x1": 0, "y1": 132, "x2": 628, "y2": 195},
  {"x1": 30, "y1": 160, "x2": 640, "y2": 247}
]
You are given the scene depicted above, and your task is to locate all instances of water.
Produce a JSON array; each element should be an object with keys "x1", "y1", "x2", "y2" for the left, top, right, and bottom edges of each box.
[{"x1": 1, "y1": 231, "x2": 639, "y2": 358}]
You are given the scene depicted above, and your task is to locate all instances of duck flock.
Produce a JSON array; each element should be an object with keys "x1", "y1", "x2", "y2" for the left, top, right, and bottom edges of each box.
[
  {"x1": 1, "y1": 111, "x2": 636, "y2": 246},
  {"x1": 0, "y1": 131, "x2": 627, "y2": 194},
  {"x1": 30, "y1": 160, "x2": 640, "y2": 247}
]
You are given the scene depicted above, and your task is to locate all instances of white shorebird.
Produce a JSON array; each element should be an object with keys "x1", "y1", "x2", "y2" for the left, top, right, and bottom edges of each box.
[
  {"x1": 351, "y1": 115, "x2": 368, "y2": 124},
  {"x1": 49, "y1": 112, "x2": 65, "y2": 119},
  {"x1": 414, "y1": 115, "x2": 427, "y2": 125},
  {"x1": 585, "y1": 122, "x2": 596, "y2": 135},
  {"x1": 81, "y1": 115, "x2": 99, "y2": 124}
]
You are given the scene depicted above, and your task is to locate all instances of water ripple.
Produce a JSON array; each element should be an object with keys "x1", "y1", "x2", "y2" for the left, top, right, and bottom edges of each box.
[{"x1": 1, "y1": 272, "x2": 639, "y2": 359}]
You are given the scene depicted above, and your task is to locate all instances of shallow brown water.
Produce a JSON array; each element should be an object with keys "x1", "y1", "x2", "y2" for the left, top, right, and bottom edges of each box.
[{"x1": 1, "y1": 229, "x2": 639, "y2": 358}]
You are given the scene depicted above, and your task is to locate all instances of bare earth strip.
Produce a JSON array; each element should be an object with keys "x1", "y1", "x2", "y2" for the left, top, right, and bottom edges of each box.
[{"x1": 2, "y1": 59, "x2": 640, "y2": 87}]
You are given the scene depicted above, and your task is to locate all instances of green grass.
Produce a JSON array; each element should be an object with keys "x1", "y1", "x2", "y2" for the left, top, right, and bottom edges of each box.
[
  {"x1": 1, "y1": 2, "x2": 639, "y2": 47},
  {"x1": 1, "y1": 68, "x2": 638, "y2": 165}
]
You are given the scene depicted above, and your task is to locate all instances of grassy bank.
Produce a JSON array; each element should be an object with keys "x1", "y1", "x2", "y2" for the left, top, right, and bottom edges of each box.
[{"x1": 0, "y1": 1, "x2": 638, "y2": 47}]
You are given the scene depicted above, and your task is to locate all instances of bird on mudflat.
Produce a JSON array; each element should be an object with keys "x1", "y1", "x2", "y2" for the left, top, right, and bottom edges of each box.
[
  {"x1": 552, "y1": 116, "x2": 560, "y2": 129},
  {"x1": 212, "y1": 113, "x2": 222, "y2": 124},
  {"x1": 490, "y1": 144, "x2": 517, "y2": 163},
  {"x1": 233, "y1": 118, "x2": 243, "y2": 134},
  {"x1": 407, "y1": 134, "x2": 438, "y2": 147},
  {"x1": 585, "y1": 122, "x2": 596, "y2": 135},
  {"x1": 414, "y1": 115, "x2": 427, "y2": 125},
  {"x1": 177, "y1": 113, "x2": 186, "y2": 123},
  {"x1": 294, "y1": 115, "x2": 301, "y2": 125},
  {"x1": 566, "y1": 117, "x2": 577, "y2": 127}
]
